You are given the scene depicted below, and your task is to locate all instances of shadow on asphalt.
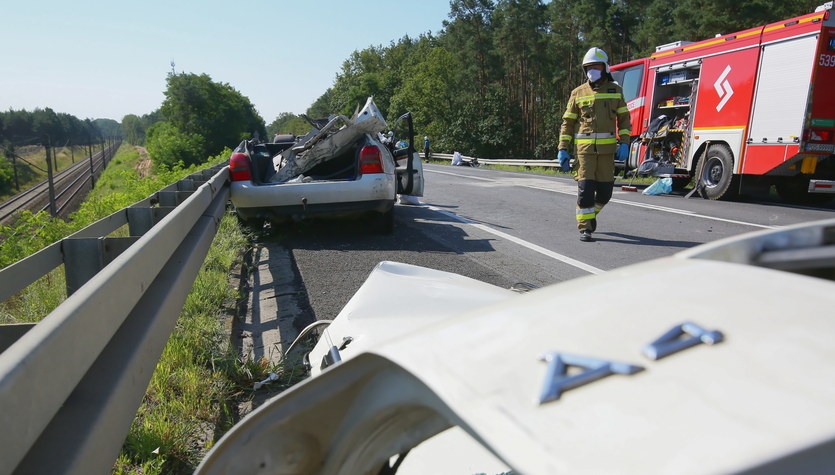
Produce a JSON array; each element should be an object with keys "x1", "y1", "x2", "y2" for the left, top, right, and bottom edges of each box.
[
  {"x1": 591, "y1": 231, "x2": 701, "y2": 248},
  {"x1": 258, "y1": 206, "x2": 497, "y2": 255}
]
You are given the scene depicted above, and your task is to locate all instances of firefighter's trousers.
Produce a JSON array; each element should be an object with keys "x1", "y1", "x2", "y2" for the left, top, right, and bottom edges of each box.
[{"x1": 575, "y1": 152, "x2": 615, "y2": 231}]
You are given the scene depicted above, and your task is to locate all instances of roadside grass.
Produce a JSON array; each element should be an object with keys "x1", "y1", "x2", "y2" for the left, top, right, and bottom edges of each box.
[{"x1": 90, "y1": 145, "x2": 144, "y2": 194}]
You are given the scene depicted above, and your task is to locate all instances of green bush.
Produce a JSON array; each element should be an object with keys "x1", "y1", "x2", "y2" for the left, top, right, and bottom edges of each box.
[{"x1": 146, "y1": 122, "x2": 205, "y2": 169}]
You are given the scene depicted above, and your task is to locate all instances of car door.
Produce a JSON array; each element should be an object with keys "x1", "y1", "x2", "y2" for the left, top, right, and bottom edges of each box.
[
  {"x1": 391, "y1": 112, "x2": 425, "y2": 197},
  {"x1": 396, "y1": 149, "x2": 424, "y2": 196}
]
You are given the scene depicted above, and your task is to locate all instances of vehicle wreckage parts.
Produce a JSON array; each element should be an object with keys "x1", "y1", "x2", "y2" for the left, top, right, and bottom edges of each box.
[{"x1": 272, "y1": 98, "x2": 388, "y2": 183}]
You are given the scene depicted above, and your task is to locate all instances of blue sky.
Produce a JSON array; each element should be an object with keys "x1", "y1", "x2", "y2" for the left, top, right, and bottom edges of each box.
[{"x1": 0, "y1": 0, "x2": 452, "y2": 123}]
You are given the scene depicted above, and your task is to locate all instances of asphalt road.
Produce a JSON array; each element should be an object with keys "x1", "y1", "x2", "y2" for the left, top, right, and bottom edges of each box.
[{"x1": 249, "y1": 163, "x2": 835, "y2": 330}]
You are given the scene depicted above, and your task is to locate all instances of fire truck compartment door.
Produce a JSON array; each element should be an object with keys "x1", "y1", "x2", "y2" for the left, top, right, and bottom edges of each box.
[{"x1": 749, "y1": 34, "x2": 818, "y2": 144}]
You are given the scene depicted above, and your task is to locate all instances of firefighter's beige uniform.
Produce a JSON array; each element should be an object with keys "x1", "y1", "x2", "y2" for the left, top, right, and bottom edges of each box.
[{"x1": 559, "y1": 77, "x2": 631, "y2": 233}]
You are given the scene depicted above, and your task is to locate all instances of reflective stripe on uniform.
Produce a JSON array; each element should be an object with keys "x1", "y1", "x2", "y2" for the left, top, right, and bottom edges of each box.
[
  {"x1": 559, "y1": 134, "x2": 573, "y2": 142},
  {"x1": 618, "y1": 129, "x2": 630, "y2": 136},
  {"x1": 576, "y1": 138, "x2": 618, "y2": 145},
  {"x1": 617, "y1": 106, "x2": 629, "y2": 114},
  {"x1": 575, "y1": 131, "x2": 617, "y2": 145},
  {"x1": 577, "y1": 93, "x2": 623, "y2": 102},
  {"x1": 563, "y1": 112, "x2": 578, "y2": 119},
  {"x1": 575, "y1": 132, "x2": 615, "y2": 139},
  {"x1": 576, "y1": 208, "x2": 596, "y2": 220}
]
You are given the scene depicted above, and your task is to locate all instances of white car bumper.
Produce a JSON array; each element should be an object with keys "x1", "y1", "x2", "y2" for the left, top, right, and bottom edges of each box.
[{"x1": 230, "y1": 173, "x2": 396, "y2": 220}]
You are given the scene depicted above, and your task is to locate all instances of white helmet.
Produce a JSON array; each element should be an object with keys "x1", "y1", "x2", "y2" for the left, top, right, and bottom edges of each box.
[{"x1": 582, "y1": 47, "x2": 609, "y2": 73}]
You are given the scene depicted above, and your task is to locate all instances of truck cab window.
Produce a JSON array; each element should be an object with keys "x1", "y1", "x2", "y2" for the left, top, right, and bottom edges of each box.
[{"x1": 616, "y1": 65, "x2": 644, "y2": 103}]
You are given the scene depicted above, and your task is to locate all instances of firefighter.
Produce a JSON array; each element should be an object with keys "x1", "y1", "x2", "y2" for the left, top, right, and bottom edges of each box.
[
  {"x1": 558, "y1": 47, "x2": 631, "y2": 242},
  {"x1": 423, "y1": 136, "x2": 430, "y2": 162}
]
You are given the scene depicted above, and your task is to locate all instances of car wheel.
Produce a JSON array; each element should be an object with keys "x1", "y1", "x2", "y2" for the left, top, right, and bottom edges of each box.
[{"x1": 698, "y1": 144, "x2": 738, "y2": 200}]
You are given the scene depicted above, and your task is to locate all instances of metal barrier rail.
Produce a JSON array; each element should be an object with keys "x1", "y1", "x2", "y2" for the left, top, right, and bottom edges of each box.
[
  {"x1": 0, "y1": 164, "x2": 230, "y2": 474},
  {"x1": 431, "y1": 152, "x2": 560, "y2": 168}
]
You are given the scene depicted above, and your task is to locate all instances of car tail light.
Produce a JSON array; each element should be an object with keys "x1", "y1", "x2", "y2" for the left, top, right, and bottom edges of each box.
[
  {"x1": 360, "y1": 145, "x2": 384, "y2": 174},
  {"x1": 804, "y1": 128, "x2": 833, "y2": 143},
  {"x1": 229, "y1": 153, "x2": 251, "y2": 181}
]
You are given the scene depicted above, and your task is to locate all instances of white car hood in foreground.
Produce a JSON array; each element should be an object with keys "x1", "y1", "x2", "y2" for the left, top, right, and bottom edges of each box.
[
  {"x1": 198, "y1": 218, "x2": 835, "y2": 475},
  {"x1": 307, "y1": 261, "x2": 518, "y2": 377}
]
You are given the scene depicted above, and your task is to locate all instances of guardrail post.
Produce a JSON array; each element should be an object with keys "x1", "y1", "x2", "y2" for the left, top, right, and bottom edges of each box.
[
  {"x1": 157, "y1": 190, "x2": 193, "y2": 207},
  {"x1": 64, "y1": 237, "x2": 140, "y2": 296},
  {"x1": 177, "y1": 179, "x2": 196, "y2": 192},
  {"x1": 126, "y1": 207, "x2": 174, "y2": 236},
  {"x1": 63, "y1": 239, "x2": 104, "y2": 296},
  {"x1": 0, "y1": 324, "x2": 35, "y2": 353}
]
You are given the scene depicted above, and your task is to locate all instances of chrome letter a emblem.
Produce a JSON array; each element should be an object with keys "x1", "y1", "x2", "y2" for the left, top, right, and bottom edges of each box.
[{"x1": 538, "y1": 353, "x2": 643, "y2": 404}]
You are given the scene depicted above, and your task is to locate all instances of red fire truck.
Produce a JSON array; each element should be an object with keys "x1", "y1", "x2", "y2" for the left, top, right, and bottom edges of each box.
[{"x1": 610, "y1": 2, "x2": 835, "y2": 203}]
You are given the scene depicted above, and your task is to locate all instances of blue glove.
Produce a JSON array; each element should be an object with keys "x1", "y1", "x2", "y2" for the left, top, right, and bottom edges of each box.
[
  {"x1": 557, "y1": 149, "x2": 571, "y2": 172},
  {"x1": 616, "y1": 143, "x2": 629, "y2": 161}
]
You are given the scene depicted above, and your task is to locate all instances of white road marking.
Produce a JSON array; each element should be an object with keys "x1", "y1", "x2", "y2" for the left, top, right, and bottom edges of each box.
[
  {"x1": 429, "y1": 169, "x2": 497, "y2": 182},
  {"x1": 426, "y1": 168, "x2": 777, "y2": 229},
  {"x1": 424, "y1": 205, "x2": 604, "y2": 275}
]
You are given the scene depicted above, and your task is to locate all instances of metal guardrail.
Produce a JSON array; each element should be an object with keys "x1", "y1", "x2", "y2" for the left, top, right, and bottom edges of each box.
[
  {"x1": 0, "y1": 164, "x2": 230, "y2": 474},
  {"x1": 431, "y1": 152, "x2": 560, "y2": 168}
]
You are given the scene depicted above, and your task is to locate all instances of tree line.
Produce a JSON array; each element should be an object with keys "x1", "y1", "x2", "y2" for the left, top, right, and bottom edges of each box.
[
  {"x1": 0, "y1": 108, "x2": 117, "y2": 147},
  {"x1": 0, "y1": 109, "x2": 120, "y2": 197},
  {"x1": 271, "y1": 0, "x2": 821, "y2": 159}
]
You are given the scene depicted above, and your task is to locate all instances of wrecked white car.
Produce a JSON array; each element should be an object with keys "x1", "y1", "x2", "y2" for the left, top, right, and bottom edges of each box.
[
  {"x1": 228, "y1": 97, "x2": 424, "y2": 233},
  {"x1": 198, "y1": 218, "x2": 835, "y2": 474}
]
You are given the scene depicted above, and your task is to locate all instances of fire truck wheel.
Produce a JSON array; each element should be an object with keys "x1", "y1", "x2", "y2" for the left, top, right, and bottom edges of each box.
[{"x1": 698, "y1": 144, "x2": 738, "y2": 200}]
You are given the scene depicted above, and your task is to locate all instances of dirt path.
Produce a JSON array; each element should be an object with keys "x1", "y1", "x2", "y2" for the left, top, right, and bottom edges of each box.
[{"x1": 134, "y1": 146, "x2": 151, "y2": 177}]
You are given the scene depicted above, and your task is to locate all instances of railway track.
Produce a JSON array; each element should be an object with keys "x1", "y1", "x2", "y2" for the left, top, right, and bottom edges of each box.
[{"x1": 0, "y1": 142, "x2": 120, "y2": 225}]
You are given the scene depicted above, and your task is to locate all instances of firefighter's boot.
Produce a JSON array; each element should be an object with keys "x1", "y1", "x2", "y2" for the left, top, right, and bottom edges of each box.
[{"x1": 580, "y1": 230, "x2": 593, "y2": 242}]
